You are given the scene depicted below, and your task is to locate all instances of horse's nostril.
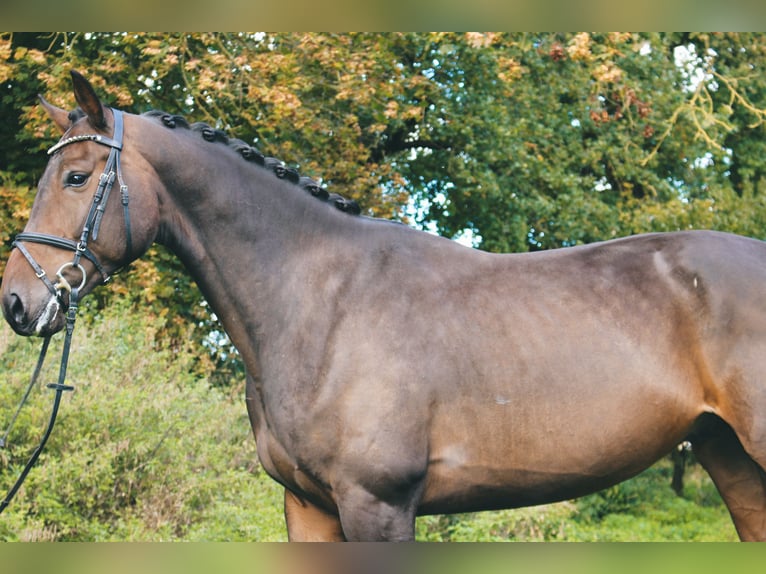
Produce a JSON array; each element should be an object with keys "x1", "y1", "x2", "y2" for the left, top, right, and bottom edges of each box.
[{"x1": 7, "y1": 292, "x2": 27, "y2": 326}]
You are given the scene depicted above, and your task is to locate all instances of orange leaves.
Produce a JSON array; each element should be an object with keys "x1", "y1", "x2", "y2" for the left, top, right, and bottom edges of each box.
[
  {"x1": 593, "y1": 63, "x2": 623, "y2": 84},
  {"x1": 464, "y1": 32, "x2": 499, "y2": 50},
  {"x1": 497, "y1": 56, "x2": 523, "y2": 84},
  {"x1": 0, "y1": 36, "x2": 11, "y2": 86},
  {"x1": 141, "y1": 39, "x2": 164, "y2": 57},
  {"x1": 267, "y1": 87, "x2": 303, "y2": 112},
  {"x1": 384, "y1": 101, "x2": 399, "y2": 119},
  {"x1": 197, "y1": 67, "x2": 228, "y2": 94},
  {"x1": 0, "y1": 33, "x2": 10, "y2": 59},
  {"x1": 567, "y1": 32, "x2": 592, "y2": 62}
]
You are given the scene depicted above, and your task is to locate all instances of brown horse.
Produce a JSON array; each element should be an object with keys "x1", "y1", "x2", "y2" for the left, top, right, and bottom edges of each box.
[{"x1": 3, "y1": 72, "x2": 766, "y2": 541}]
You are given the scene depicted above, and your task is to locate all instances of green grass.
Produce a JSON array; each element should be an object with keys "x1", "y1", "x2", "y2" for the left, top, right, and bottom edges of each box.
[{"x1": 1, "y1": 304, "x2": 739, "y2": 541}]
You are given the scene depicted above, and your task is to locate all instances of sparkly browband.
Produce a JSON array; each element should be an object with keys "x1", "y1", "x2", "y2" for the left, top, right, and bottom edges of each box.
[{"x1": 48, "y1": 133, "x2": 122, "y2": 156}]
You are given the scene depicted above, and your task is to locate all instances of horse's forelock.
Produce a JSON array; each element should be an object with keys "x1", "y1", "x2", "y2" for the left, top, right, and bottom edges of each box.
[{"x1": 67, "y1": 109, "x2": 85, "y2": 125}]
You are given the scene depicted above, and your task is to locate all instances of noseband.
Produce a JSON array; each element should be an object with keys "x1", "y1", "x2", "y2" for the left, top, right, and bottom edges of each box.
[
  {"x1": 1, "y1": 108, "x2": 132, "y2": 514},
  {"x1": 13, "y1": 108, "x2": 133, "y2": 298}
]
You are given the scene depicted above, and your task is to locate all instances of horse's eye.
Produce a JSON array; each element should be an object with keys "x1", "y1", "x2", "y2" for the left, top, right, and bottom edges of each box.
[{"x1": 65, "y1": 173, "x2": 89, "y2": 188}]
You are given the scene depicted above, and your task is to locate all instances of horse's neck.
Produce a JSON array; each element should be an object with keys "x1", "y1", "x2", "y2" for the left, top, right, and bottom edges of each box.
[{"x1": 148, "y1": 132, "x2": 353, "y2": 370}]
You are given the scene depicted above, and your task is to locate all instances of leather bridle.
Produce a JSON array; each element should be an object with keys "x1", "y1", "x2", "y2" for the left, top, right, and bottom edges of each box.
[
  {"x1": 1, "y1": 108, "x2": 132, "y2": 514},
  {"x1": 13, "y1": 108, "x2": 132, "y2": 296}
]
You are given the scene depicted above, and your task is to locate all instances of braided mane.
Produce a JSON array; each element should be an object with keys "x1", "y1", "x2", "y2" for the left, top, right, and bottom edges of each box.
[{"x1": 142, "y1": 110, "x2": 361, "y2": 215}]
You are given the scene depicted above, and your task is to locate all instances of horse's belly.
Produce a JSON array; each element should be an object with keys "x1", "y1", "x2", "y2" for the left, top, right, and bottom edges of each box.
[
  {"x1": 418, "y1": 388, "x2": 697, "y2": 515},
  {"x1": 419, "y1": 456, "x2": 645, "y2": 515}
]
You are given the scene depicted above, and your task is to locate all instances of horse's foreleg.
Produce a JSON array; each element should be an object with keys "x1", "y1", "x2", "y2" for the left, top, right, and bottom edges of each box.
[
  {"x1": 692, "y1": 415, "x2": 766, "y2": 541},
  {"x1": 284, "y1": 489, "x2": 347, "y2": 541},
  {"x1": 333, "y1": 483, "x2": 419, "y2": 542}
]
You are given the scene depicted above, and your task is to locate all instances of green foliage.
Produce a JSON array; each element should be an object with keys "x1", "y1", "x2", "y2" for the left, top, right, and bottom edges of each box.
[
  {"x1": 569, "y1": 461, "x2": 736, "y2": 541},
  {"x1": 416, "y1": 504, "x2": 573, "y2": 542},
  {"x1": 2, "y1": 32, "x2": 766, "y2": 378},
  {"x1": 0, "y1": 304, "x2": 286, "y2": 541}
]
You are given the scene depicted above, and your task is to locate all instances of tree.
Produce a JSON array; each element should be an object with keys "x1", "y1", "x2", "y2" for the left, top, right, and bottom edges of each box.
[
  {"x1": 2, "y1": 32, "x2": 766, "y2": 378},
  {"x1": 388, "y1": 33, "x2": 766, "y2": 251}
]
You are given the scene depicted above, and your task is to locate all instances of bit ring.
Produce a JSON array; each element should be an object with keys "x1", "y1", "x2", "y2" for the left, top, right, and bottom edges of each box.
[{"x1": 54, "y1": 262, "x2": 87, "y2": 293}]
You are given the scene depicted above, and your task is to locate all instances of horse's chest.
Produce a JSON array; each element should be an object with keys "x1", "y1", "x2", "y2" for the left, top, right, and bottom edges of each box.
[{"x1": 245, "y1": 384, "x2": 337, "y2": 504}]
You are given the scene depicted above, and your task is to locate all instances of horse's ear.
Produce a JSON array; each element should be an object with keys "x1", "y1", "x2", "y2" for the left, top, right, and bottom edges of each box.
[
  {"x1": 38, "y1": 95, "x2": 72, "y2": 133},
  {"x1": 70, "y1": 70, "x2": 107, "y2": 129}
]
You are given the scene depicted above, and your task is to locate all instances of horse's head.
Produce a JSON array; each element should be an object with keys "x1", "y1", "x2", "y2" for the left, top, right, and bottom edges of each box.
[{"x1": 1, "y1": 72, "x2": 161, "y2": 336}]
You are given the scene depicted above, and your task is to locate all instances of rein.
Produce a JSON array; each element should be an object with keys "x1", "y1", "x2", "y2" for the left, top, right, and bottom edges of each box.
[
  {"x1": 0, "y1": 312, "x2": 76, "y2": 514},
  {"x1": 0, "y1": 109, "x2": 129, "y2": 514}
]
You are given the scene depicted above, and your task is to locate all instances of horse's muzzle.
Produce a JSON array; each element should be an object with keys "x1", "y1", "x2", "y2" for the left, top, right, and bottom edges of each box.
[{"x1": 2, "y1": 289, "x2": 66, "y2": 337}]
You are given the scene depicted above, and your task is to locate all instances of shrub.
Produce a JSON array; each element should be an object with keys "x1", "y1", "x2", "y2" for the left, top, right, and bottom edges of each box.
[{"x1": 0, "y1": 303, "x2": 286, "y2": 541}]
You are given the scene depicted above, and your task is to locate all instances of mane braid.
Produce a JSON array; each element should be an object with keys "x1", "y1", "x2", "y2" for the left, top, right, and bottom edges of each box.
[{"x1": 142, "y1": 109, "x2": 361, "y2": 216}]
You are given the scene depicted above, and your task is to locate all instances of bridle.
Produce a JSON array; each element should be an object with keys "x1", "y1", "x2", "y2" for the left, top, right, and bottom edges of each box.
[
  {"x1": 14, "y1": 108, "x2": 132, "y2": 293},
  {"x1": 0, "y1": 108, "x2": 132, "y2": 514}
]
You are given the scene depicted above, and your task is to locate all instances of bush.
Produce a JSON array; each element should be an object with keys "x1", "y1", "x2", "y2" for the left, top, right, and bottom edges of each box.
[{"x1": 0, "y1": 303, "x2": 286, "y2": 541}]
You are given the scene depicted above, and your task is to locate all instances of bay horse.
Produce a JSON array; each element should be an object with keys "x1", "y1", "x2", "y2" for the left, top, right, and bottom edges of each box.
[{"x1": 3, "y1": 72, "x2": 766, "y2": 541}]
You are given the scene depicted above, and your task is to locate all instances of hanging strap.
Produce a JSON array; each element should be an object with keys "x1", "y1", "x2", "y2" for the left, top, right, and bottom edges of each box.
[
  {"x1": 0, "y1": 337, "x2": 52, "y2": 449},
  {"x1": 0, "y1": 289, "x2": 79, "y2": 514}
]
